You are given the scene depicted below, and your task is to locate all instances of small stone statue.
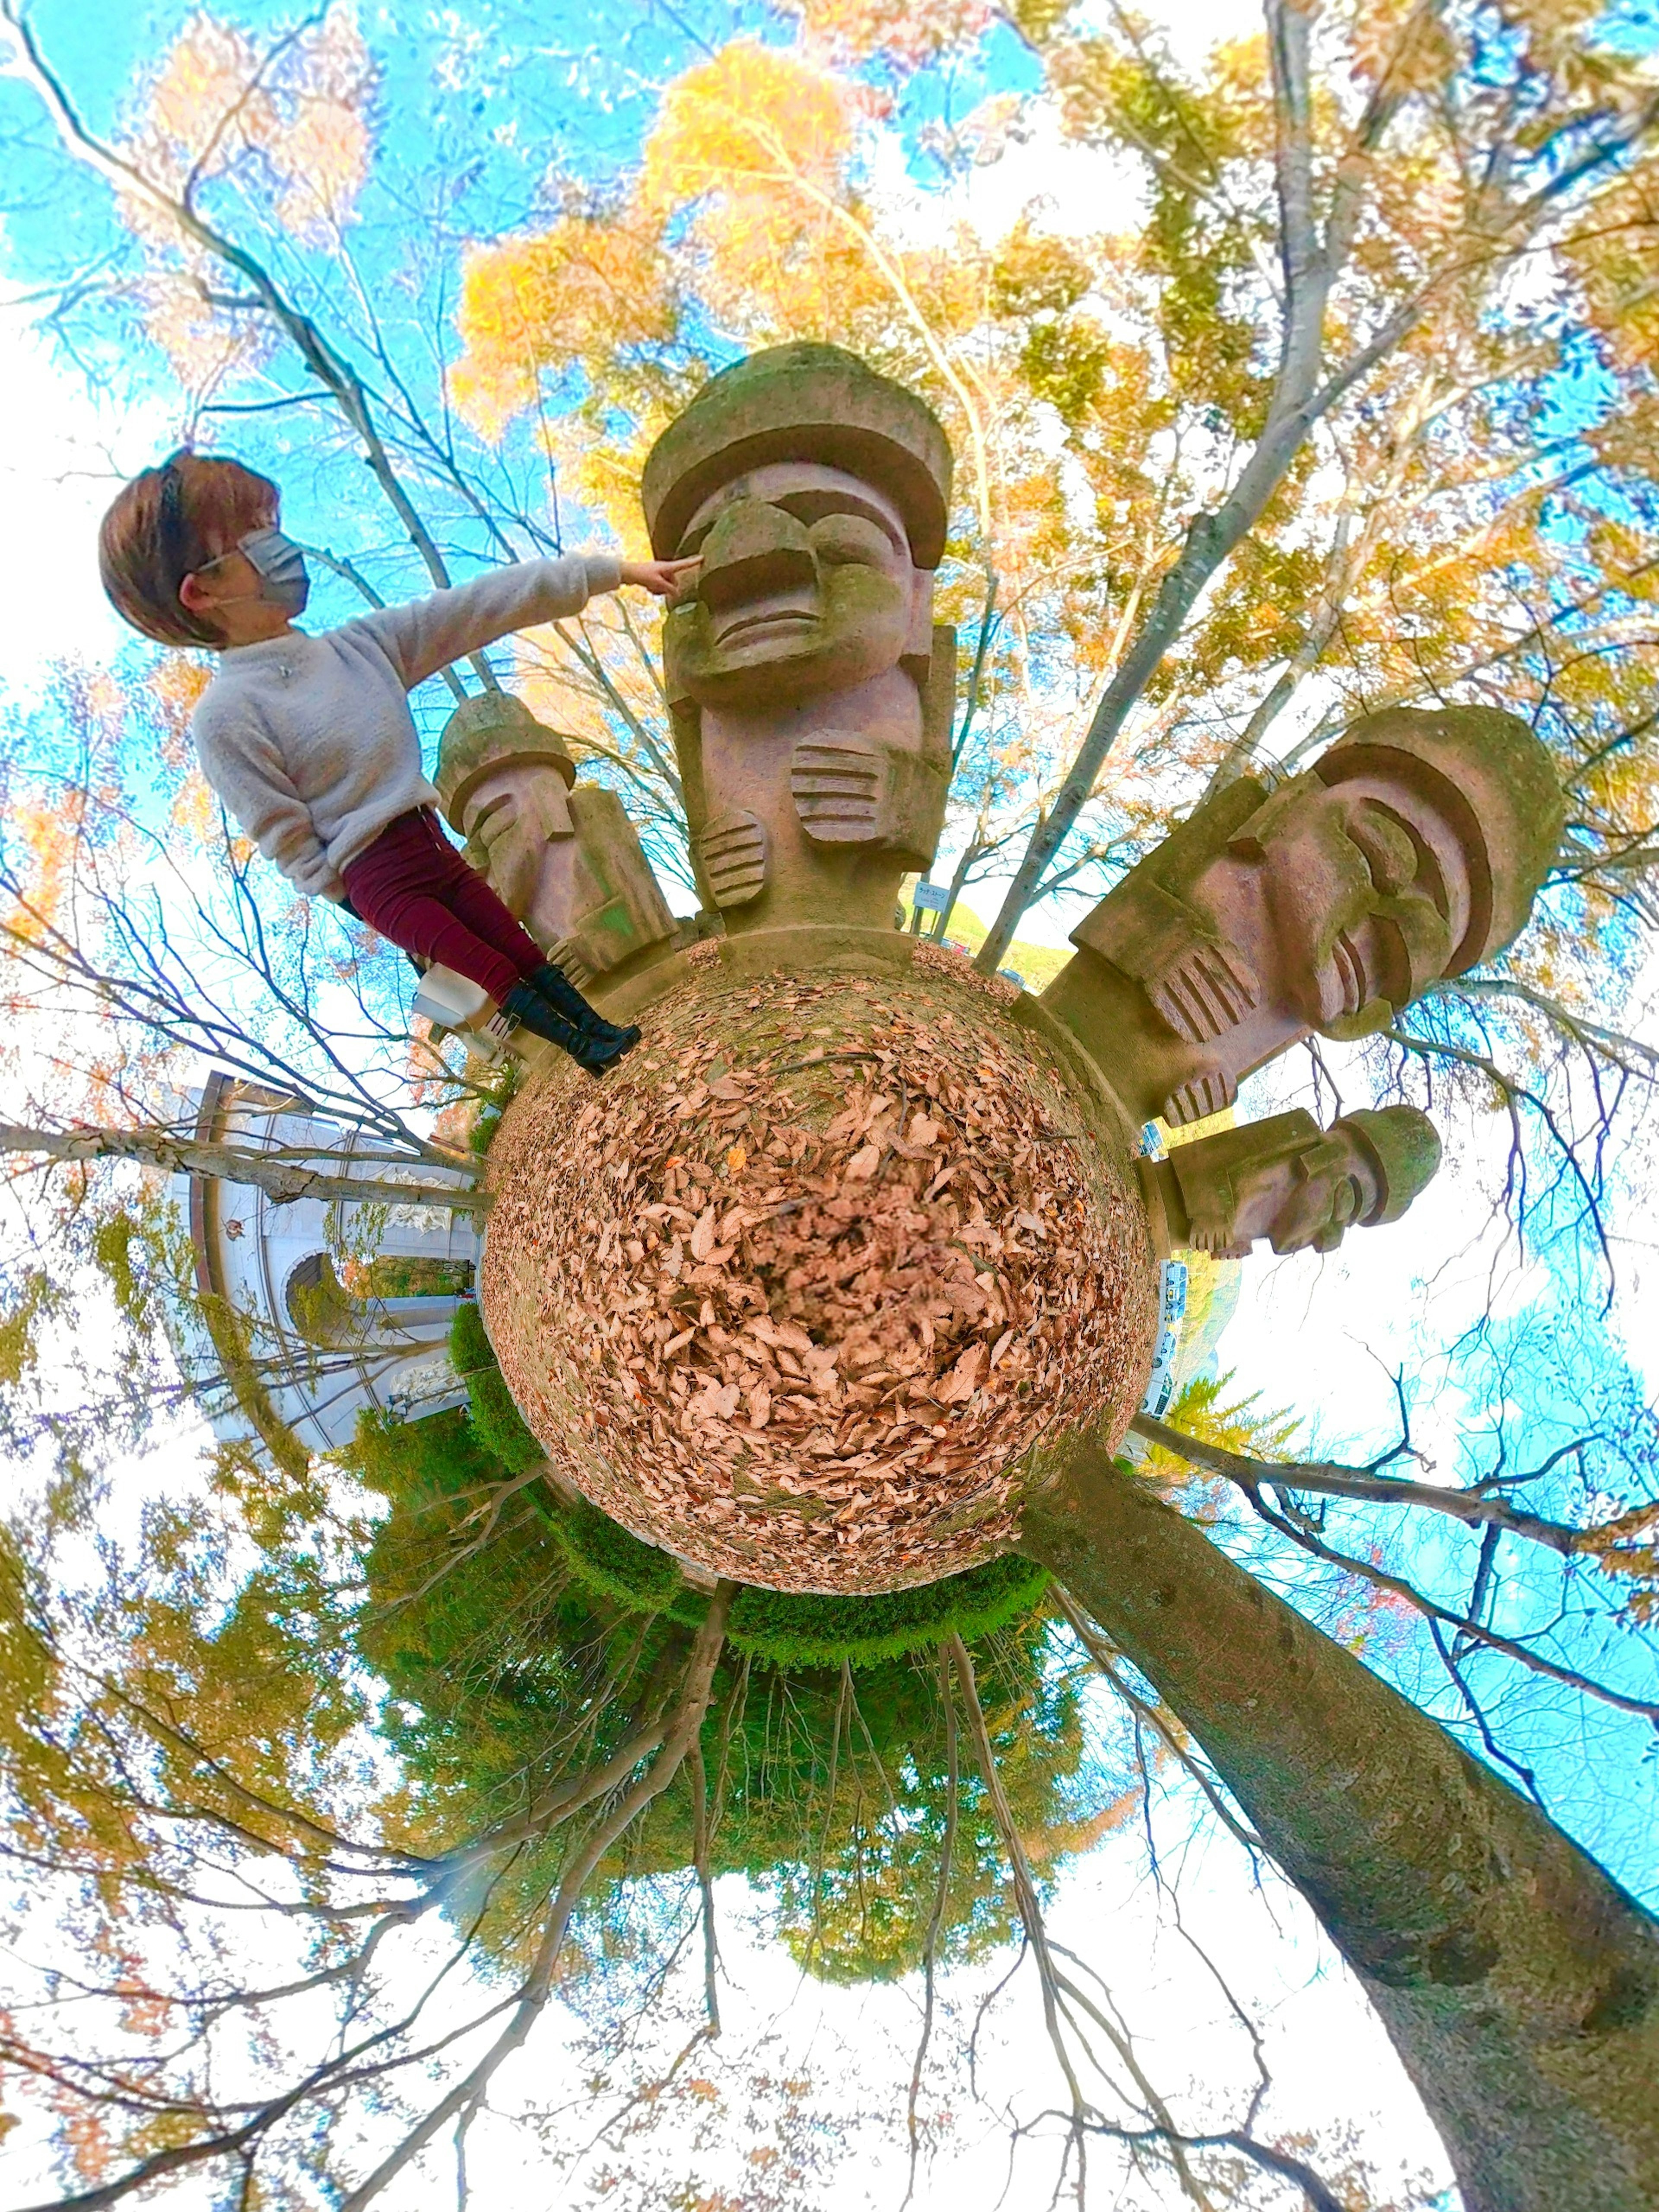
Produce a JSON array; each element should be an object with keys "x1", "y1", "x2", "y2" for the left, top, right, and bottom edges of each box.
[
  {"x1": 436, "y1": 692, "x2": 676, "y2": 990},
  {"x1": 1141, "y1": 1105, "x2": 1443, "y2": 1259},
  {"x1": 1045, "y1": 708, "x2": 1564, "y2": 1126},
  {"x1": 643, "y1": 343, "x2": 958, "y2": 931}
]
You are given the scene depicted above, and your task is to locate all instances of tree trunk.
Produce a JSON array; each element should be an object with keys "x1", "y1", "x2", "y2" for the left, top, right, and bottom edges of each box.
[
  {"x1": 1019, "y1": 1441, "x2": 1659, "y2": 2212},
  {"x1": 0, "y1": 1124, "x2": 487, "y2": 1214}
]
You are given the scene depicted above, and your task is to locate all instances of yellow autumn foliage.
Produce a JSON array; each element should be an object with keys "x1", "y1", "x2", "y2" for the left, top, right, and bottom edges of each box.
[{"x1": 453, "y1": 210, "x2": 679, "y2": 445}]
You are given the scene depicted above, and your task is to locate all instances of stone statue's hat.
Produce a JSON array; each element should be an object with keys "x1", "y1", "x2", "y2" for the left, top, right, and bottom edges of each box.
[
  {"x1": 642, "y1": 342, "x2": 953, "y2": 570},
  {"x1": 1339, "y1": 1105, "x2": 1443, "y2": 1226},
  {"x1": 436, "y1": 693, "x2": 577, "y2": 832},
  {"x1": 1316, "y1": 706, "x2": 1564, "y2": 974}
]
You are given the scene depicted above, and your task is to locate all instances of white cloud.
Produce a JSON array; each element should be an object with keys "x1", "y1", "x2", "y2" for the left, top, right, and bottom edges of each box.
[{"x1": 0, "y1": 292, "x2": 172, "y2": 689}]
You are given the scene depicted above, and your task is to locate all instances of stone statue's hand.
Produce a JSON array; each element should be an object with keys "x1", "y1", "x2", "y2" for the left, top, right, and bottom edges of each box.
[
  {"x1": 1141, "y1": 936, "x2": 1260, "y2": 1046},
  {"x1": 792, "y1": 736, "x2": 885, "y2": 843},
  {"x1": 547, "y1": 935, "x2": 596, "y2": 991},
  {"x1": 696, "y1": 809, "x2": 768, "y2": 909},
  {"x1": 1185, "y1": 1215, "x2": 1249, "y2": 1261}
]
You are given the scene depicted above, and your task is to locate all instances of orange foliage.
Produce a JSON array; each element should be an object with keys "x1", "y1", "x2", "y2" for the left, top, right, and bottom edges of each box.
[
  {"x1": 782, "y1": 0, "x2": 993, "y2": 70},
  {"x1": 119, "y1": 7, "x2": 373, "y2": 384},
  {"x1": 3, "y1": 791, "x2": 88, "y2": 945},
  {"x1": 149, "y1": 653, "x2": 211, "y2": 772},
  {"x1": 640, "y1": 41, "x2": 854, "y2": 215}
]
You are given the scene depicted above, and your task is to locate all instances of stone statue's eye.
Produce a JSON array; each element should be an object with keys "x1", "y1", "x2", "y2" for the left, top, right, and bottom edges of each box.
[
  {"x1": 1348, "y1": 807, "x2": 1417, "y2": 896},
  {"x1": 810, "y1": 512, "x2": 894, "y2": 568},
  {"x1": 470, "y1": 790, "x2": 517, "y2": 845}
]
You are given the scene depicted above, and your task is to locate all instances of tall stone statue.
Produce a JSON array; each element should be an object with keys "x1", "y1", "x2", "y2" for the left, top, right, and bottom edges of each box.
[
  {"x1": 1141, "y1": 1103, "x2": 1442, "y2": 1260},
  {"x1": 644, "y1": 345, "x2": 957, "y2": 931},
  {"x1": 1044, "y1": 708, "x2": 1563, "y2": 1126}
]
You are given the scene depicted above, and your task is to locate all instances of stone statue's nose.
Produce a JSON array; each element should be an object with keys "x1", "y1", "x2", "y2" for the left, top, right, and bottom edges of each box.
[{"x1": 697, "y1": 500, "x2": 817, "y2": 610}]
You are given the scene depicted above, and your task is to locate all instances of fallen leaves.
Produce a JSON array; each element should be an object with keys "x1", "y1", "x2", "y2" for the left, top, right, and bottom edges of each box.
[{"x1": 481, "y1": 962, "x2": 1157, "y2": 1593}]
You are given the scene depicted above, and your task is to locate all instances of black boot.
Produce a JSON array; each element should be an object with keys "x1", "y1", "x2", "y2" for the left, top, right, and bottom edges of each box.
[
  {"x1": 500, "y1": 981, "x2": 640, "y2": 1076},
  {"x1": 526, "y1": 960, "x2": 630, "y2": 1045}
]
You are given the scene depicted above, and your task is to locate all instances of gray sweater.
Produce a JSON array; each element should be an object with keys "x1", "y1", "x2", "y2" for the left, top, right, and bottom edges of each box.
[{"x1": 189, "y1": 553, "x2": 621, "y2": 900}]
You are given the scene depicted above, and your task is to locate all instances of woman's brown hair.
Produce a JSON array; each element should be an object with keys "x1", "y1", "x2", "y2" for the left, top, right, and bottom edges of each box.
[{"x1": 99, "y1": 449, "x2": 280, "y2": 648}]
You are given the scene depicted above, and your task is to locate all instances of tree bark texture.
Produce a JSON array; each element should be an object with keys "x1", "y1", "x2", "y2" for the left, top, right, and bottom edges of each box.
[{"x1": 1019, "y1": 1441, "x2": 1659, "y2": 2212}]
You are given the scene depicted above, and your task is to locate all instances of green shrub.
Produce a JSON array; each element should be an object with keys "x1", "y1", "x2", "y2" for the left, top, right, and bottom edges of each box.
[
  {"x1": 448, "y1": 1300, "x2": 494, "y2": 1376},
  {"x1": 728, "y1": 1554, "x2": 1048, "y2": 1668},
  {"x1": 541, "y1": 1495, "x2": 692, "y2": 1616},
  {"x1": 349, "y1": 1403, "x2": 502, "y2": 1504},
  {"x1": 446, "y1": 1301, "x2": 543, "y2": 1471},
  {"x1": 465, "y1": 1062, "x2": 519, "y2": 1157},
  {"x1": 465, "y1": 1364, "x2": 543, "y2": 1473},
  {"x1": 527, "y1": 1480, "x2": 1047, "y2": 1665}
]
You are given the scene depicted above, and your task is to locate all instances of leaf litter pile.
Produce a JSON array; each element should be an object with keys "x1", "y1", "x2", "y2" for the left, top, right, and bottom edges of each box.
[{"x1": 482, "y1": 961, "x2": 1156, "y2": 1593}]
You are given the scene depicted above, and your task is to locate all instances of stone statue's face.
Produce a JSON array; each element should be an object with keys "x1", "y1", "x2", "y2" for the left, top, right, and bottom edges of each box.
[
  {"x1": 1182, "y1": 1122, "x2": 1381, "y2": 1258},
  {"x1": 457, "y1": 763, "x2": 574, "y2": 919},
  {"x1": 1228, "y1": 775, "x2": 1468, "y2": 1038},
  {"x1": 661, "y1": 461, "x2": 925, "y2": 711},
  {"x1": 1265, "y1": 1128, "x2": 1382, "y2": 1255}
]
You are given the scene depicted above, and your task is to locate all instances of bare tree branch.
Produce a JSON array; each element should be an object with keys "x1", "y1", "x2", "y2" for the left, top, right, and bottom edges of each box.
[
  {"x1": 1130, "y1": 1411, "x2": 1609, "y2": 1559},
  {"x1": 0, "y1": 1121, "x2": 486, "y2": 1214}
]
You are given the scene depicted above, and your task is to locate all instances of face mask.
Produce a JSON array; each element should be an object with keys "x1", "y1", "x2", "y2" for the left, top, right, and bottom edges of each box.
[{"x1": 238, "y1": 526, "x2": 310, "y2": 617}]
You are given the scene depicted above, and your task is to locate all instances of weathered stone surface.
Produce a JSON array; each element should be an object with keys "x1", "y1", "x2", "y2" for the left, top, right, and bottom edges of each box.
[
  {"x1": 642, "y1": 340, "x2": 953, "y2": 569},
  {"x1": 1045, "y1": 706, "x2": 1566, "y2": 1127},
  {"x1": 651, "y1": 346, "x2": 956, "y2": 934},
  {"x1": 1141, "y1": 1102, "x2": 1442, "y2": 1259},
  {"x1": 480, "y1": 951, "x2": 1159, "y2": 1593}
]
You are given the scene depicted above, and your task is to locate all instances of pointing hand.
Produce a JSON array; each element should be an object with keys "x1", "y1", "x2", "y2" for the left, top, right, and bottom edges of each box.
[{"x1": 617, "y1": 556, "x2": 702, "y2": 602}]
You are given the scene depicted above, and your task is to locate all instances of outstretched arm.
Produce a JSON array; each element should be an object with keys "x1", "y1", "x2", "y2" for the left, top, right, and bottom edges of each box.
[{"x1": 361, "y1": 555, "x2": 696, "y2": 691}]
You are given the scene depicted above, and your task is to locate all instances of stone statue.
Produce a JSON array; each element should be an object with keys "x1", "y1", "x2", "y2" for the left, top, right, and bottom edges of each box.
[
  {"x1": 1045, "y1": 709, "x2": 1564, "y2": 1125},
  {"x1": 643, "y1": 343, "x2": 958, "y2": 932},
  {"x1": 435, "y1": 691, "x2": 676, "y2": 990},
  {"x1": 1140, "y1": 1104, "x2": 1443, "y2": 1260},
  {"x1": 461, "y1": 342, "x2": 1560, "y2": 1605}
]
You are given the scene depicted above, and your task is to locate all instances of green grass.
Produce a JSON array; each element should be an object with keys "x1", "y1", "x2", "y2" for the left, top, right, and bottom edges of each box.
[
  {"x1": 532, "y1": 1482, "x2": 1048, "y2": 1665},
  {"x1": 897, "y1": 883, "x2": 1071, "y2": 993}
]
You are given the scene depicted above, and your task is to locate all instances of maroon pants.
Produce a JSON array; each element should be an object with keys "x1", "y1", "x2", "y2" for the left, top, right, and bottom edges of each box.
[{"x1": 341, "y1": 808, "x2": 543, "y2": 1006}]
